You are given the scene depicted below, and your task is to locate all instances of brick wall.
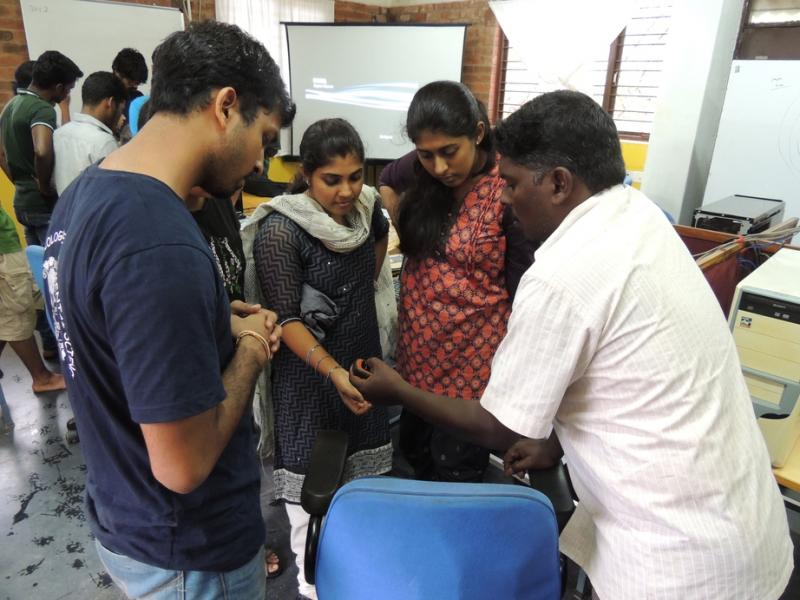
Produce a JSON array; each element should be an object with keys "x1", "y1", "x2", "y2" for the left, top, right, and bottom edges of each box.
[
  {"x1": 334, "y1": 1, "x2": 387, "y2": 23},
  {"x1": 0, "y1": 0, "x2": 215, "y2": 109},
  {"x1": 334, "y1": 0, "x2": 502, "y2": 121}
]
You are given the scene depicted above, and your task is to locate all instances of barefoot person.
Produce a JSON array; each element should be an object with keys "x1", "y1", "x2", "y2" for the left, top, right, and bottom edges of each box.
[{"x1": 0, "y1": 203, "x2": 63, "y2": 394}]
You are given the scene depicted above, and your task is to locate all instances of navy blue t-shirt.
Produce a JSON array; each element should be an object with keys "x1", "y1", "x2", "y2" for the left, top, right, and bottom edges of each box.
[{"x1": 43, "y1": 166, "x2": 264, "y2": 571}]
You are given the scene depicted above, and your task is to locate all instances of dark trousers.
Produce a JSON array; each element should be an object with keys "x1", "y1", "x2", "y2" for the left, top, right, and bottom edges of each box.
[
  {"x1": 398, "y1": 409, "x2": 490, "y2": 483},
  {"x1": 15, "y1": 208, "x2": 51, "y2": 247}
]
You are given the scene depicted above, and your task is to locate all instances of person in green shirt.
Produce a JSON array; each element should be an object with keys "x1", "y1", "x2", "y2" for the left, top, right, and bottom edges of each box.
[
  {"x1": 0, "y1": 51, "x2": 82, "y2": 246},
  {"x1": 2, "y1": 53, "x2": 81, "y2": 358},
  {"x1": 0, "y1": 204, "x2": 65, "y2": 397}
]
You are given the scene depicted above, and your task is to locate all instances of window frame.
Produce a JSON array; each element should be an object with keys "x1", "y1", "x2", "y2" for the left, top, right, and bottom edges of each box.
[
  {"x1": 735, "y1": 0, "x2": 800, "y2": 59},
  {"x1": 495, "y1": 15, "x2": 669, "y2": 143}
]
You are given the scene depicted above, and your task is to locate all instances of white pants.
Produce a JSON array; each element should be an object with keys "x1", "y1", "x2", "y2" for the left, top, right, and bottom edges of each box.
[{"x1": 286, "y1": 502, "x2": 318, "y2": 600}]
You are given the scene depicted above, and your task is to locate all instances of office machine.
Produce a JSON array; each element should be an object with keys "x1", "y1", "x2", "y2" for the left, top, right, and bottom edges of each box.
[
  {"x1": 729, "y1": 249, "x2": 800, "y2": 467},
  {"x1": 695, "y1": 195, "x2": 785, "y2": 234}
]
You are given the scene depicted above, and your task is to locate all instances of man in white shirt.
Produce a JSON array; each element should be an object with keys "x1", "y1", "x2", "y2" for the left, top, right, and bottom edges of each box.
[
  {"x1": 351, "y1": 90, "x2": 793, "y2": 599},
  {"x1": 53, "y1": 71, "x2": 126, "y2": 195}
]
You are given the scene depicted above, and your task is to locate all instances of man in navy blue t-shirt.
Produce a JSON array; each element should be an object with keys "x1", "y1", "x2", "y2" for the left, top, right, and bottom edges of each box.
[{"x1": 44, "y1": 22, "x2": 295, "y2": 599}]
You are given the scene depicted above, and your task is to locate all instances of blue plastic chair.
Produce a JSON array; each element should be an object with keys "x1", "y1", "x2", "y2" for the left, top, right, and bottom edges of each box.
[
  {"x1": 25, "y1": 244, "x2": 54, "y2": 332},
  {"x1": 128, "y1": 95, "x2": 149, "y2": 136},
  {"x1": 308, "y1": 476, "x2": 561, "y2": 600}
]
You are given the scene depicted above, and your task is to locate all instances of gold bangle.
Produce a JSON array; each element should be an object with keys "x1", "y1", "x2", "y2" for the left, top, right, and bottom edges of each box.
[
  {"x1": 305, "y1": 343, "x2": 321, "y2": 365},
  {"x1": 236, "y1": 330, "x2": 272, "y2": 362},
  {"x1": 315, "y1": 354, "x2": 335, "y2": 373},
  {"x1": 326, "y1": 365, "x2": 345, "y2": 381}
]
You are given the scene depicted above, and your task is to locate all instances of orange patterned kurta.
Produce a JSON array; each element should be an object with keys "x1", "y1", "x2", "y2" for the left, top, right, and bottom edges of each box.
[{"x1": 396, "y1": 168, "x2": 511, "y2": 399}]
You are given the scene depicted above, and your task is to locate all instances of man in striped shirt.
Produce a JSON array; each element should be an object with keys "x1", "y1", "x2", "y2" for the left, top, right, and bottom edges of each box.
[{"x1": 352, "y1": 90, "x2": 793, "y2": 599}]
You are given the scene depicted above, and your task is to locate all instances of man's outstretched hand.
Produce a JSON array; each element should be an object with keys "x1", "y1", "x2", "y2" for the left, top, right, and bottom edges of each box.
[
  {"x1": 503, "y1": 436, "x2": 563, "y2": 476},
  {"x1": 348, "y1": 357, "x2": 407, "y2": 406}
]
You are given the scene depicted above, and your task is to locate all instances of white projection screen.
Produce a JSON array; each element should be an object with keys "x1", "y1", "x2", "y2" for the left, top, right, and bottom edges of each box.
[{"x1": 285, "y1": 24, "x2": 467, "y2": 160}]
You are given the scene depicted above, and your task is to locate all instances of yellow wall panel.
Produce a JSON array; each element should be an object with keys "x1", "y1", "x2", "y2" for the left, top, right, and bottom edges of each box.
[
  {"x1": 621, "y1": 140, "x2": 648, "y2": 189},
  {"x1": 274, "y1": 141, "x2": 649, "y2": 189},
  {"x1": 267, "y1": 157, "x2": 300, "y2": 183}
]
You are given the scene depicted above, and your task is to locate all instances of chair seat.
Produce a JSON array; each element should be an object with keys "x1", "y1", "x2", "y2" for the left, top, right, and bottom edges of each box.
[{"x1": 315, "y1": 477, "x2": 561, "y2": 600}]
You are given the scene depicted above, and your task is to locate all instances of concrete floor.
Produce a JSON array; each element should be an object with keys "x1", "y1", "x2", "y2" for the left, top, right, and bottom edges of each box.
[
  {"x1": 0, "y1": 346, "x2": 122, "y2": 600},
  {"x1": 0, "y1": 339, "x2": 310, "y2": 600},
  {"x1": 2, "y1": 343, "x2": 799, "y2": 600}
]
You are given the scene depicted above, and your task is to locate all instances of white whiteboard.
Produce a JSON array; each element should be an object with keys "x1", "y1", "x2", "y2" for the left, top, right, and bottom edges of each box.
[
  {"x1": 21, "y1": 0, "x2": 184, "y2": 116},
  {"x1": 704, "y1": 60, "x2": 800, "y2": 223}
]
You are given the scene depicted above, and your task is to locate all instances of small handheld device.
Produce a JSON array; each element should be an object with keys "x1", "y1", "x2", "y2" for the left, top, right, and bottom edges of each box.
[{"x1": 352, "y1": 358, "x2": 371, "y2": 378}]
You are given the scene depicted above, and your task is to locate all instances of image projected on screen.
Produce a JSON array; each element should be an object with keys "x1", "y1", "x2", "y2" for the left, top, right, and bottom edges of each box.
[
  {"x1": 286, "y1": 24, "x2": 466, "y2": 160},
  {"x1": 305, "y1": 80, "x2": 417, "y2": 112}
]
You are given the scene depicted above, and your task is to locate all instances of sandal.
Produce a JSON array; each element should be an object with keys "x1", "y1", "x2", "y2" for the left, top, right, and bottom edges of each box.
[{"x1": 265, "y1": 548, "x2": 283, "y2": 579}]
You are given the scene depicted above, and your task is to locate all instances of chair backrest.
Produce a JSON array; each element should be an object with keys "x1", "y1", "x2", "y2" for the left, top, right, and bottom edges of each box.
[
  {"x1": 24, "y1": 245, "x2": 54, "y2": 332},
  {"x1": 128, "y1": 95, "x2": 150, "y2": 136},
  {"x1": 315, "y1": 477, "x2": 561, "y2": 600}
]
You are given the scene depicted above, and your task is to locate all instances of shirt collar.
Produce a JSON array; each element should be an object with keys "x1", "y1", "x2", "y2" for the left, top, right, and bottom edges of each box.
[
  {"x1": 17, "y1": 88, "x2": 47, "y2": 102},
  {"x1": 536, "y1": 183, "x2": 628, "y2": 257},
  {"x1": 71, "y1": 112, "x2": 113, "y2": 135}
]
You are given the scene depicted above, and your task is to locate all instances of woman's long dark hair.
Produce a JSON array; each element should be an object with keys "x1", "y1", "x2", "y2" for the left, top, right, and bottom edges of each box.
[
  {"x1": 288, "y1": 118, "x2": 365, "y2": 194},
  {"x1": 397, "y1": 81, "x2": 494, "y2": 259}
]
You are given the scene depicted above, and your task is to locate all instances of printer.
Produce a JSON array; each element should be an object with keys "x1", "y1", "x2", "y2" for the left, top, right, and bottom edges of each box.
[
  {"x1": 729, "y1": 248, "x2": 800, "y2": 467},
  {"x1": 694, "y1": 195, "x2": 785, "y2": 235}
]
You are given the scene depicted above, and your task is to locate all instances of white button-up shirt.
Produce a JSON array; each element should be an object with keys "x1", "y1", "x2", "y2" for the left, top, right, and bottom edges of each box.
[
  {"x1": 53, "y1": 112, "x2": 118, "y2": 195},
  {"x1": 481, "y1": 184, "x2": 793, "y2": 599}
]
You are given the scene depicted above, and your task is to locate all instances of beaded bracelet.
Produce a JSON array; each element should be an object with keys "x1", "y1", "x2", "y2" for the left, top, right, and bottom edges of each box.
[{"x1": 236, "y1": 330, "x2": 272, "y2": 362}]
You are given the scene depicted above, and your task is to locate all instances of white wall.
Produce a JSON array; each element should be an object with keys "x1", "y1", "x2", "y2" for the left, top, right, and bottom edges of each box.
[
  {"x1": 641, "y1": 0, "x2": 744, "y2": 224},
  {"x1": 703, "y1": 60, "x2": 800, "y2": 226}
]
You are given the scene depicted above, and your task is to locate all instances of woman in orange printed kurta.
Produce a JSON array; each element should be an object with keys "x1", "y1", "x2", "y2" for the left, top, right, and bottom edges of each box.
[
  {"x1": 395, "y1": 81, "x2": 533, "y2": 482},
  {"x1": 398, "y1": 170, "x2": 509, "y2": 397}
]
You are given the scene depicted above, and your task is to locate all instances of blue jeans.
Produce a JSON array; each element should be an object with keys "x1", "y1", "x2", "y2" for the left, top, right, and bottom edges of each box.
[{"x1": 95, "y1": 540, "x2": 265, "y2": 600}]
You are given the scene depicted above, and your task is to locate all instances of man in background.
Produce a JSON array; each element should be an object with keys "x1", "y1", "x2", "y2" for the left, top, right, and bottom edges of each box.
[
  {"x1": 0, "y1": 201, "x2": 64, "y2": 396},
  {"x1": 10, "y1": 61, "x2": 35, "y2": 96},
  {"x1": 0, "y1": 57, "x2": 66, "y2": 398},
  {"x1": 1, "y1": 51, "x2": 82, "y2": 359},
  {"x1": 53, "y1": 71, "x2": 126, "y2": 195},
  {"x1": 112, "y1": 47, "x2": 148, "y2": 125},
  {"x1": 0, "y1": 50, "x2": 82, "y2": 246}
]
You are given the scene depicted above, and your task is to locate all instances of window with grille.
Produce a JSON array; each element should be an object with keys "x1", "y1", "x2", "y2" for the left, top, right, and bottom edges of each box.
[
  {"x1": 499, "y1": 2, "x2": 673, "y2": 140},
  {"x1": 736, "y1": 0, "x2": 800, "y2": 59}
]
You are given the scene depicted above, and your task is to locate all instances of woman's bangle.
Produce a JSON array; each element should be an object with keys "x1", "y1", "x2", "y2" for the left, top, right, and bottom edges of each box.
[
  {"x1": 236, "y1": 330, "x2": 272, "y2": 362},
  {"x1": 305, "y1": 343, "x2": 321, "y2": 365},
  {"x1": 315, "y1": 354, "x2": 335, "y2": 373},
  {"x1": 326, "y1": 365, "x2": 346, "y2": 381}
]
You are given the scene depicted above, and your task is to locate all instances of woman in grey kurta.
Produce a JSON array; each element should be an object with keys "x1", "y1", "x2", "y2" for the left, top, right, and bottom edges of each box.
[
  {"x1": 253, "y1": 204, "x2": 392, "y2": 500},
  {"x1": 252, "y1": 118, "x2": 391, "y2": 600}
]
